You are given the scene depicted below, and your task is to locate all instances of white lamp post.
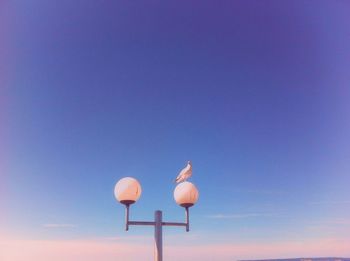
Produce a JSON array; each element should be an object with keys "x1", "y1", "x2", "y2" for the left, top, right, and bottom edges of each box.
[{"x1": 114, "y1": 177, "x2": 199, "y2": 261}]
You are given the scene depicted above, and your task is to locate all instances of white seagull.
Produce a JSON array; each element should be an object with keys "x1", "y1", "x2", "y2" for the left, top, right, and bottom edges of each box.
[{"x1": 175, "y1": 161, "x2": 192, "y2": 183}]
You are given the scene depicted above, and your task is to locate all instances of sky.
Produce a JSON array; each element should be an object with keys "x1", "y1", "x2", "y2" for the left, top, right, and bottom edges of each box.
[{"x1": 1, "y1": 1, "x2": 350, "y2": 260}]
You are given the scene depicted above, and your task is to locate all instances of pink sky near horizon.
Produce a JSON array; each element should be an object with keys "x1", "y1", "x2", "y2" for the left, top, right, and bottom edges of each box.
[{"x1": 1, "y1": 236, "x2": 349, "y2": 261}]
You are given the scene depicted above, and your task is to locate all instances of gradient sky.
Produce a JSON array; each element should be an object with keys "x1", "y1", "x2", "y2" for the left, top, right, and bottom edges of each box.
[{"x1": 1, "y1": 1, "x2": 350, "y2": 260}]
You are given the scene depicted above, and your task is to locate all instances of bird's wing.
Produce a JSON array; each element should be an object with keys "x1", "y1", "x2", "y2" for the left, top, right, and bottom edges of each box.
[
  {"x1": 175, "y1": 171, "x2": 185, "y2": 182},
  {"x1": 175, "y1": 163, "x2": 192, "y2": 182}
]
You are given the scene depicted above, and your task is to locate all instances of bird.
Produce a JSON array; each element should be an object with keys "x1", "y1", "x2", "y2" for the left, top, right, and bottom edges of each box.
[{"x1": 175, "y1": 161, "x2": 192, "y2": 183}]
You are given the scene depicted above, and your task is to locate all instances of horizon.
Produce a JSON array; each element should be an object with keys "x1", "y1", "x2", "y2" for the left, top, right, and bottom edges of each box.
[{"x1": 1, "y1": 1, "x2": 350, "y2": 260}]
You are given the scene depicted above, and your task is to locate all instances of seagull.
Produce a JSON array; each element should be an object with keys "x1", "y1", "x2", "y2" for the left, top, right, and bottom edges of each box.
[{"x1": 175, "y1": 161, "x2": 192, "y2": 183}]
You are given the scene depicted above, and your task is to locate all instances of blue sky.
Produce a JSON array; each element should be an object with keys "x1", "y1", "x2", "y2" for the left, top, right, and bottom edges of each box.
[{"x1": 1, "y1": 1, "x2": 350, "y2": 260}]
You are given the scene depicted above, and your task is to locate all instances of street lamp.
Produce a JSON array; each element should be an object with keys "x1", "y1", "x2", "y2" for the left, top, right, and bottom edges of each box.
[{"x1": 114, "y1": 177, "x2": 199, "y2": 261}]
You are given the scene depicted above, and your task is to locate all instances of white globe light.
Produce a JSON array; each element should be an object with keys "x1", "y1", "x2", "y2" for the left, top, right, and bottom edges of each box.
[
  {"x1": 174, "y1": 181, "x2": 199, "y2": 207},
  {"x1": 114, "y1": 177, "x2": 142, "y2": 205}
]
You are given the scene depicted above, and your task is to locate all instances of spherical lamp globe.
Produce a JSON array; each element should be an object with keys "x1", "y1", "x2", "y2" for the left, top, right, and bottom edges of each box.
[
  {"x1": 174, "y1": 181, "x2": 199, "y2": 207},
  {"x1": 114, "y1": 177, "x2": 142, "y2": 205}
]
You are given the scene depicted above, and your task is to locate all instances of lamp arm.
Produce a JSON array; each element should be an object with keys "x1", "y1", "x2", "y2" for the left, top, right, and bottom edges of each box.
[{"x1": 124, "y1": 205, "x2": 191, "y2": 232}]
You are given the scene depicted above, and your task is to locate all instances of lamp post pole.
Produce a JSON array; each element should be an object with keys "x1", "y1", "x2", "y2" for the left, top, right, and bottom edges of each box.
[
  {"x1": 154, "y1": 210, "x2": 163, "y2": 261},
  {"x1": 123, "y1": 205, "x2": 191, "y2": 261}
]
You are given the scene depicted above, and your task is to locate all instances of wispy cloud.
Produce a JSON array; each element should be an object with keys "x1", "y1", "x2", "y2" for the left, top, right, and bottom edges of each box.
[
  {"x1": 308, "y1": 218, "x2": 350, "y2": 226},
  {"x1": 331, "y1": 218, "x2": 350, "y2": 225},
  {"x1": 305, "y1": 217, "x2": 350, "y2": 235},
  {"x1": 234, "y1": 188, "x2": 285, "y2": 195},
  {"x1": 309, "y1": 200, "x2": 350, "y2": 205},
  {"x1": 207, "y1": 213, "x2": 276, "y2": 219},
  {"x1": 98, "y1": 237, "x2": 121, "y2": 241},
  {"x1": 43, "y1": 224, "x2": 76, "y2": 228}
]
